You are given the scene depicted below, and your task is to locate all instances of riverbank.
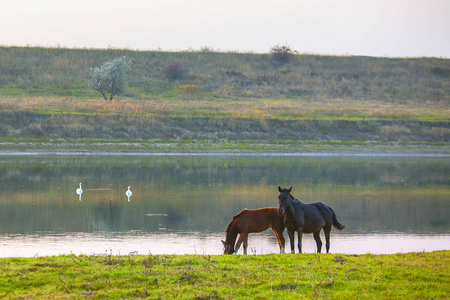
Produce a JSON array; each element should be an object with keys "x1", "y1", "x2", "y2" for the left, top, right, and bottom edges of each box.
[
  {"x1": 1, "y1": 97, "x2": 449, "y2": 155},
  {"x1": 0, "y1": 138, "x2": 449, "y2": 155},
  {"x1": 1, "y1": 251, "x2": 448, "y2": 299}
]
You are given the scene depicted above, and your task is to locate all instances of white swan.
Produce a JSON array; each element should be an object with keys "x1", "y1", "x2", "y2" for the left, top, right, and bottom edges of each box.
[
  {"x1": 76, "y1": 183, "x2": 82, "y2": 201},
  {"x1": 76, "y1": 183, "x2": 83, "y2": 195},
  {"x1": 126, "y1": 186, "x2": 132, "y2": 201}
]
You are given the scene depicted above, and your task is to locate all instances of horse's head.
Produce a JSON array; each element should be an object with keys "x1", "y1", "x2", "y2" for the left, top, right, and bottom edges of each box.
[
  {"x1": 278, "y1": 186, "x2": 292, "y2": 215},
  {"x1": 222, "y1": 240, "x2": 233, "y2": 254}
]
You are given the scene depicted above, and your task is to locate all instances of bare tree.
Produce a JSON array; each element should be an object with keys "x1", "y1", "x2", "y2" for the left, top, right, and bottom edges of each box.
[{"x1": 87, "y1": 57, "x2": 131, "y2": 100}]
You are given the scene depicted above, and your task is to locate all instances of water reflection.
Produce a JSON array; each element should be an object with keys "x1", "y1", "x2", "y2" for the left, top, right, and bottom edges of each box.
[
  {"x1": 0, "y1": 154, "x2": 448, "y2": 256},
  {"x1": 1, "y1": 232, "x2": 448, "y2": 257}
]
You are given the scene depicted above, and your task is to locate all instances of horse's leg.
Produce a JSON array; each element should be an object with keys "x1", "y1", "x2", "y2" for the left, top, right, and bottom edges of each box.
[
  {"x1": 313, "y1": 230, "x2": 323, "y2": 253},
  {"x1": 277, "y1": 231, "x2": 286, "y2": 254},
  {"x1": 234, "y1": 233, "x2": 248, "y2": 254},
  {"x1": 297, "y1": 229, "x2": 303, "y2": 254},
  {"x1": 243, "y1": 237, "x2": 248, "y2": 255},
  {"x1": 271, "y1": 227, "x2": 286, "y2": 254},
  {"x1": 324, "y1": 227, "x2": 331, "y2": 253},
  {"x1": 287, "y1": 229, "x2": 295, "y2": 253}
]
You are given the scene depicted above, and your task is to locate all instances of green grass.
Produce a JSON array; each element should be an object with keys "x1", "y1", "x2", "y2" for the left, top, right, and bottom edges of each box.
[{"x1": 0, "y1": 251, "x2": 448, "y2": 299}]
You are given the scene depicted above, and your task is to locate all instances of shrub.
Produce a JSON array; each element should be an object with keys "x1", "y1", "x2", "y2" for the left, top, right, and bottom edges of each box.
[
  {"x1": 165, "y1": 62, "x2": 187, "y2": 81},
  {"x1": 213, "y1": 85, "x2": 235, "y2": 98},
  {"x1": 176, "y1": 84, "x2": 203, "y2": 99},
  {"x1": 269, "y1": 44, "x2": 297, "y2": 63}
]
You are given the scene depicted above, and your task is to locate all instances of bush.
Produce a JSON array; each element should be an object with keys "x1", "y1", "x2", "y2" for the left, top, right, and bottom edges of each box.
[
  {"x1": 269, "y1": 44, "x2": 297, "y2": 63},
  {"x1": 176, "y1": 84, "x2": 203, "y2": 99},
  {"x1": 165, "y1": 62, "x2": 187, "y2": 81}
]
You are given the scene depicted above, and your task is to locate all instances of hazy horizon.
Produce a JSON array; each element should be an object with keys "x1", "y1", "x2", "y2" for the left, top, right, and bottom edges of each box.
[{"x1": 1, "y1": 0, "x2": 449, "y2": 58}]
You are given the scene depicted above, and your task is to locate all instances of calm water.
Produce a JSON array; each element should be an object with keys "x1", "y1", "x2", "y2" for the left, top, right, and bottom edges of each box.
[{"x1": 0, "y1": 153, "x2": 448, "y2": 257}]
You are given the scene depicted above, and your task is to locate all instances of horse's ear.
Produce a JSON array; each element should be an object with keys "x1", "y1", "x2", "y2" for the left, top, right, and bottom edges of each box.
[
  {"x1": 288, "y1": 186, "x2": 292, "y2": 193},
  {"x1": 278, "y1": 186, "x2": 282, "y2": 192}
]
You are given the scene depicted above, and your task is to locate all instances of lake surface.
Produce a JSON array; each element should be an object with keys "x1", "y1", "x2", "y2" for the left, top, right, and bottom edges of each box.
[{"x1": 0, "y1": 153, "x2": 448, "y2": 257}]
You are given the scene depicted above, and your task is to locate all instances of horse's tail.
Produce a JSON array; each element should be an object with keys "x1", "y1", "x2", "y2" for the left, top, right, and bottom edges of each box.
[{"x1": 329, "y1": 207, "x2": 345, "y2": 230}]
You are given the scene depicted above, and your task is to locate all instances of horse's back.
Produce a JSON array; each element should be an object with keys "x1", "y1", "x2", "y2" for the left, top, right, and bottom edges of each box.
[
  {"x1": 303, "y1": 202, "x2": 332, "y2": 214},
  {"x1": 234, "y1": 207, "x2": 281, "y2": 233},
  {"x1": 299, "y1": 202, "x2": 334, "y2": 232}
]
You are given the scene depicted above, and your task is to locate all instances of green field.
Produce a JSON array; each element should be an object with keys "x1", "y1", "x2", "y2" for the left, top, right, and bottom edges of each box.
[{"x1": 1, "y1": 251, "x2": 448, "y2": 299}]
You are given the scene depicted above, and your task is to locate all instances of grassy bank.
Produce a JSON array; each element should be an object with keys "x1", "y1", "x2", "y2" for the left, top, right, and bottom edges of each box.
[
  {"x1": 0, "y1": 97, "x2": 448, "y2": 153},
  {"x1": 1, "y1": 138, "x2": 449, "y2": 154},
  {"x1": 1, "y1": 251, "x2": 448, "y2": 299}
]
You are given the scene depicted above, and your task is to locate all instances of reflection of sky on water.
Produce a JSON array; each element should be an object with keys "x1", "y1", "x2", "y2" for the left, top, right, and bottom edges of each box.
[{"x1": 1, "y1": 232, "x2": 449, "y2": 257}]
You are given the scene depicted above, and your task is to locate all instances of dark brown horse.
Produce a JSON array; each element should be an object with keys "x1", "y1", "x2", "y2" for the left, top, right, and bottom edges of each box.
[
  {"x1": 222, "y1": 207, "x2": 286, "y2": 254},
  {"x1": 277, "y1": 186, "x2": 345, "y2": 254}
]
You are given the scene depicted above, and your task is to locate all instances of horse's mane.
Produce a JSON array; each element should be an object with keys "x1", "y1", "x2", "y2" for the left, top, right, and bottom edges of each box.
[
  {"x1": 279, "y1": 188, "x2": 296, "y2": 199},
  {"x1": 224, "y1": 209, "x2": 248, "y2": 234}
]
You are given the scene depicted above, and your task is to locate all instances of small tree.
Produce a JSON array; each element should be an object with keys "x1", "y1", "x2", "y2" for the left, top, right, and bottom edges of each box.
[
  {"x1": 269, "y1": 44, "x2": 297, "y2": 63},
  {"x1": 87, "y1": 57, "x2": 132, "y2": 100}
]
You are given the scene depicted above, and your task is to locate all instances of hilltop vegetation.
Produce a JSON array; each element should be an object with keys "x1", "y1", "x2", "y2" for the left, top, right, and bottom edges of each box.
[{"x1": 0, "y1": 46, "x2": 449, "y2": 101}]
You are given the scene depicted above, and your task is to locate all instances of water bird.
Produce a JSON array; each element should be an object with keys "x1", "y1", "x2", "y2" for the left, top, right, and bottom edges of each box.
[
  {"x1": 126, "y1": 186, "x2": 132, "y2": 201},
  {"x1": 76, "y1": 183, "x2": 83, "y2": 195},
  {"x1": 76, "y1": 183, "x2": 83, "y2": 201}
]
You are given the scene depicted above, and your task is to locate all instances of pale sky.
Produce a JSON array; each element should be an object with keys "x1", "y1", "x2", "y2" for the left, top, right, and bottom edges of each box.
[{"x1": 1, "y1": 0, "x2": 449, "y2": 57}]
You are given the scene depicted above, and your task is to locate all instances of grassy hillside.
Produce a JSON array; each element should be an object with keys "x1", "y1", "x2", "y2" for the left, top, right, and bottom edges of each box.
[
  {"x1": 0, "y1": 47, "x2": 448, "y2": 152},
  {"x1": 0, "y1": 46, "x2": 449, "y2": 101}
]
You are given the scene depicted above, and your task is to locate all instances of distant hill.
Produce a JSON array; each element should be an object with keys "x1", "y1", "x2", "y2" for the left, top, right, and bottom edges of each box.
[{"x1": 0, "y1": 46, "x2": 449, "y2": 101}]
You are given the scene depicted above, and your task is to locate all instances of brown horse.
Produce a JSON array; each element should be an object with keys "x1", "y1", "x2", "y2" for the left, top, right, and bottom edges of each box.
[
  {"x1": 222, "y1": 207, "x2": 286, "y2": 255},
  {"x1": 277, "y1": 186, "x2": 345, "y2": 254}
]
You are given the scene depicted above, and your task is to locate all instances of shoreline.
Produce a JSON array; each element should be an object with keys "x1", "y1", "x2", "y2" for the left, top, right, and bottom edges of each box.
[
  {"x1": 1, "y1": 139, "x2": 449, "y2": 156},
  {"x1": 1, "y1": 151, "x2": 449, "y2": 157}
]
